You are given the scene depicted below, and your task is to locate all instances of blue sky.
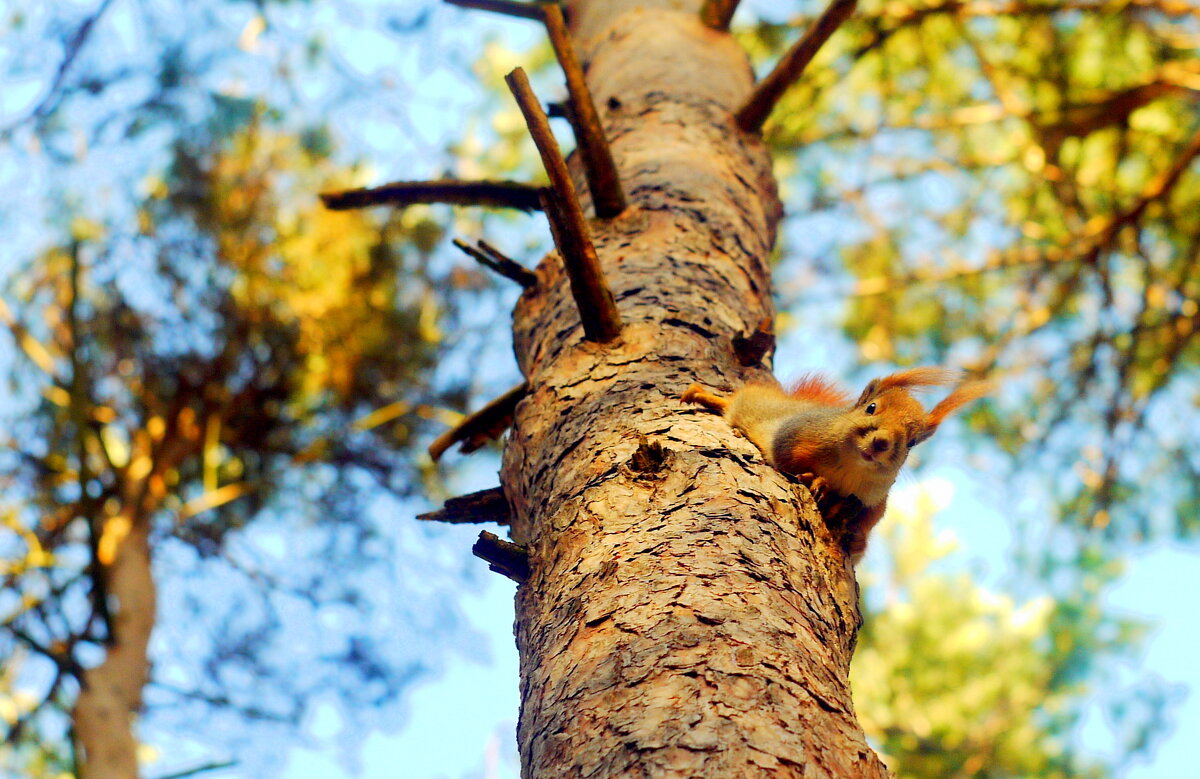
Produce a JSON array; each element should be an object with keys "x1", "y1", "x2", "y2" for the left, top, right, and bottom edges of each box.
[{"x1": 2, "y1": 1, "x2": 1197, "y2": 777}]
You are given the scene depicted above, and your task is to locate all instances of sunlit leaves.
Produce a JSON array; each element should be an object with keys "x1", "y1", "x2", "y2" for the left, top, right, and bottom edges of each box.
[
  {"x1": 757, "y1": 0, "x2": 1200, "y2": 542},
  {"x1": 852, "y1": 484, "x2": 1147, "y2": 778}
]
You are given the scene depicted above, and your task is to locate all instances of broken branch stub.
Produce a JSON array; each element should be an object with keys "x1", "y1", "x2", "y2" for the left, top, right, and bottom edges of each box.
[
  {"x1": 473, "y1": 531, "x2": 530, "y2": 583},
  {"x1": 505, "y1": 66, "x2": 622, "y2": 343},
  {"x1": 320, "y1": 179, "x2": 543, "y2": 211},
  {"x1": 443, "y1": 0, "x2": 547, "y2": 21},
  {"x1": 542, "y1": 3, "x2": 626, "y2": 219},
  {"x1": 700, "y1": 0, "x2": 741, "y2": 30},
  {"x1": 735, "y1": 0, "x2": 858, "y2": 133},
  {"x1": 417, "y1": 487, "x2": 513, "y2": 524},
  {"x1": 428, "y1": 382, "x2": 530, "y2": 462}
]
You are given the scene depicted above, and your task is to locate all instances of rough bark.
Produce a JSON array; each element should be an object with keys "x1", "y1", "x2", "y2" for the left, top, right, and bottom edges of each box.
[{"x1": 500, "y1": 1, "x2": 889, "y2": 776}]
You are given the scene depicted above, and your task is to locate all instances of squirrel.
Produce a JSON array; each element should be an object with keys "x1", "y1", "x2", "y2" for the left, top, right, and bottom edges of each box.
[{"x1": 682, "y1": 367, "x2": 990, "y2": 562}]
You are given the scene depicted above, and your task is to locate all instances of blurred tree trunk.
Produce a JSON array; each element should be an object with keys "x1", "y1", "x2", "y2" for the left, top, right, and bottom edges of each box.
[
  {"x1": 501, "y1": 1, "x2": 888, "y2": 776},
  {"x1": 74, "y1": 511, "x2": 154, "y2": 779},
  {"x1": 73, "y1": 429, "x2": 189, "y2": 778}
]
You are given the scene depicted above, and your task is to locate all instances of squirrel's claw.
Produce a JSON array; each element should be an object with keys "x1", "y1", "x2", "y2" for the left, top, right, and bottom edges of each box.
[{"x1": 797, "y1": 472, "x2": 830, "y2": 504}]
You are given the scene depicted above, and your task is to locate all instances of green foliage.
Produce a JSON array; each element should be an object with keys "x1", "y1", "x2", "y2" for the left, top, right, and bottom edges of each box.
[
  {"x1": 759, "y1": 0, "x2": 1200, "y2": 542},
  {"x1": 853, "y1": 482, "x2": 1162, "y2": 778},
  {"x1": 0, "y1": 107, "x2": 472, "y2": 769}
]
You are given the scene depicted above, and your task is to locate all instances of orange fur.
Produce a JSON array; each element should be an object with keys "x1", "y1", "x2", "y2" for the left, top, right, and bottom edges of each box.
[
  {"x1": 844, "y1": 500, "x2": 888, "y2": 561},
  {"x1": 682, "y1": 368, "x2": 990, "y2": 564},
  {"x1": 682, "y1": 383, "x2": 729, "y2": 414},
  {"x1": 775, "y1": 439, "x2": 821, "y2": 475},
  {"x1": 927, "y1": 380, "x2": 993, "y2": 429},
  {"x1": 788, "y1": 373, "x2": 850, "y2": 406},
  {"x1": 876, "y1": 366, "x2": 959, "y2": 393}
]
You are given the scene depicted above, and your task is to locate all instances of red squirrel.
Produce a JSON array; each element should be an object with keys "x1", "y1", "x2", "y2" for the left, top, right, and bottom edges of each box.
[{"x1": 682, "y1": 368, "x2": 990, "y2": 562}]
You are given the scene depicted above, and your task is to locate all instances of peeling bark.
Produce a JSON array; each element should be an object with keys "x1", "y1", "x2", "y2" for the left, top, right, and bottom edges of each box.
[{"x1": 499, "y1": 1, "x2": 890, "y2": 776}]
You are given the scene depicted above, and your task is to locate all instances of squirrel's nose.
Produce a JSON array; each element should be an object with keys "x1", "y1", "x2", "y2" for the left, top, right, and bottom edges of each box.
[{"x1": 871, "y1": 436, "x2": 891, "y2": 454}]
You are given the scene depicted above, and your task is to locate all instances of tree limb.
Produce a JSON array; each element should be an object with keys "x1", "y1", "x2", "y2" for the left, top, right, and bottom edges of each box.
[
  {"x1": 444, "y1": 0, "x2": 547, "y2": 19},
  {"x1": 543, "y1": 4, "x2": 626, "y2": 218},
  {"x1": 428, "y1": 382, "x2": 529, "y2": 462},
  {"x1": 505, "y1": 67, "x2": 623, "y2": 342},
  {"x1": 320, "y1": 179, "x2": 544, "y2": 211},
  {"x1": 735, "y1": 0, "x2": 858, "y2": 132},
  {"x1": 417, "y1": 487, "x2": 512, "y2": 524}
]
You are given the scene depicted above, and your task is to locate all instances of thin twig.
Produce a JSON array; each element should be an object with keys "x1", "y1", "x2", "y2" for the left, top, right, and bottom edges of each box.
[
  {"x1": 542, "y1": 4, "x2": 626, "y2": 218},
  {"x1": 428, "y1": 382, "x2": 529, "y2": 462},
  {"x1": 444, "y1": 0, "x2": 547, "y2": 19},
  {"x1": 150, "y1": 761, "x2": 238, "y2": 779},
  {"x1": 452, "y1": 238, "x2": 538, "y2": 289},
  {"x1": 700, "y1": 0, "x2": 741, "y2": 29},
  {"x1": 0, "y1": 0, "x2": 117, "y2": 134},
  {"x1": 473, "y1": 531, "x2": 530, "y2": 583},
  {"x1": 505, "y1": 67, "x2": 622, "y2": 342},
  {"x1": 853, "y1": 127, "x2": 1200, "y2": 296},
  {"x1": 417, "y1": 487, "x2": 512, "y2": 524},
  {"x1": 320, "y1": 179, "x2": 544, "y2": 211},
  {"x1": 735, "y1": 0, "x2": 858, "y2": 132}
]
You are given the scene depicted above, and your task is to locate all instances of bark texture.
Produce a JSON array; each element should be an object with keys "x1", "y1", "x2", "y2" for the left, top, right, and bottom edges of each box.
[{"x1": 500, "y1": 1, "x2": 890, "y2": 776}]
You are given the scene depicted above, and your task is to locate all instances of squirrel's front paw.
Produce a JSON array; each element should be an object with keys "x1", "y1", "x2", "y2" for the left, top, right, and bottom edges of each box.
[{"x1": 797, "y1": 473, "x2": 829, "y2": 504}]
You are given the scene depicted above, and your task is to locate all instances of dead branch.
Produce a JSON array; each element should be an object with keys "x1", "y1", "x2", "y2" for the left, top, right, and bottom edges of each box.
[
  {"x1": 444, "y1": 0, "x2": 547, "y2": 19},
  {"x1": 473, "y1": 531, "x2": 530, "y2": 583},
  {"x1": 732, "y1": 316, "x2": 775, "y2": 366},
  {"x1": 417, "y1": 487, "x2": 513, "y2": 524},
  {"x1": 428, "y1": 382, "x2": 529, "y2": 462},
  {"x1": 735, "y1": 0, "x2": 858, "y2": 132},
  {"x1": 543, "y1": 4, "x2": 626, "y2": 218},
  {"x1": 505, "y1": 67, "x2": 622, "y2": 342},
  {"x1": 452, "y1": 238, "x2": 538, "y2": 288},
  {"x1": 320, "y1": 179, "x2": 544, "y2": 211},
  {"x1": 700, "y1": 0, "x2": 741, "y2": 29}
]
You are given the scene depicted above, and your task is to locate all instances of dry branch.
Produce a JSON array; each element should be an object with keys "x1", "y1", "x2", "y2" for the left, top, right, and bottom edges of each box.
[
  {"x1": 428, "y1": 382, "x2": 529, "y2": 462},
  {"x1": 505, "y1": 67, "x2": 622, "y2": 342},
  {"x1": 443, "y1": 0, "x2": 547, "y2": 19},
  {"x1": 452, "y1": 238, "x2": 538, "y2": 288},
  {"x1": 320, "y1": 179, "x2": 543, "y2": 211},
  {"x1": 735, "y1": 0, "x2": 858, "y2": 132},
  {"x1": 543, "y1": 4, "x2": 626, "y2": 218},
  {"x1": 732, "y1": 317, "x2": 775, "y2": 366},
  {"x1": 417, "y1": 487, "x2": 513, "y2": 524},
  {"x1": 700, "y1": 0, "x2": 741, "y2": 29},
  {"x1": 473, "y1": 530, "x2": 530, "y2": 583}
]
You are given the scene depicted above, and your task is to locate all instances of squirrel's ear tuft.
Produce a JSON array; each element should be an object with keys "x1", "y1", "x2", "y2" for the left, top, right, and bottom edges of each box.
[
  {"x1": 921, "y1": 380, "x2": 993, "y2": 440},
  {"x1": 878, "y1": 367, "x2": 960, "y2": 393}
]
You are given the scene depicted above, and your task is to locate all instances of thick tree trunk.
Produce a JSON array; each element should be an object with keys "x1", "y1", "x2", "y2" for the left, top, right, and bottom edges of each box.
[{"x1": 501, "y1": 1, "x2": 889, "y2": 776}]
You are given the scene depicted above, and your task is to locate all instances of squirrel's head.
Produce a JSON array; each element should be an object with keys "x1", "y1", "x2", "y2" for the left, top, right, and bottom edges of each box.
[{"x1": 846, "y1": 367, "x2": 991, "y2": 473}]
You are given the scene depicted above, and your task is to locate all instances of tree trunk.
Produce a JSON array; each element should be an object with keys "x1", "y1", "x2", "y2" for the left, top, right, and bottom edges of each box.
[
  {"x1": 74, "y1": 510, "x2": 155, "y2": 779},
  {"x1": 501, "y1": 1, "x2": 889, "y2": 776}
]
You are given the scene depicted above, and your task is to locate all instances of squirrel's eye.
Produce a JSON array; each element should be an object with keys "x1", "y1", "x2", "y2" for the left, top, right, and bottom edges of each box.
[{"x1": 865, "y1": 402, "x2": 877, "y2": 415}]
